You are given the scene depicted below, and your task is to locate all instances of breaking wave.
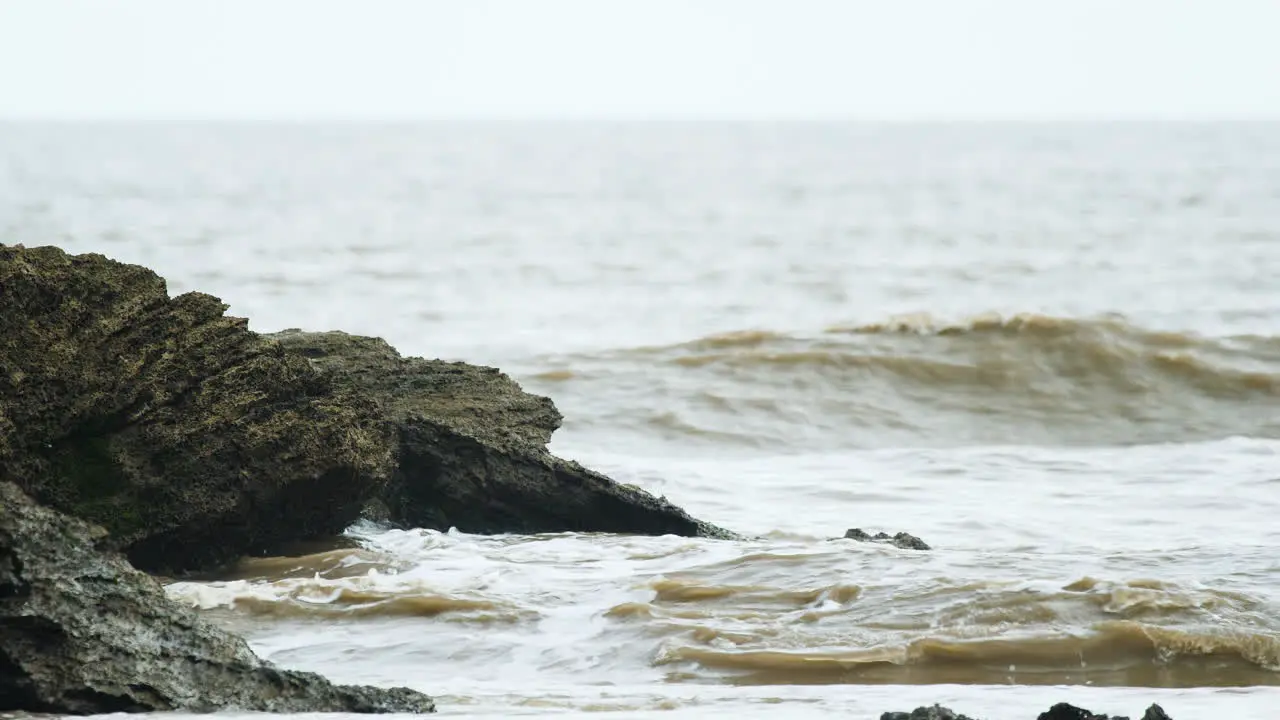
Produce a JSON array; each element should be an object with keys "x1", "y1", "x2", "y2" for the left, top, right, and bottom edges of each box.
[
  {"x1": 529, "y1": 313, "x2": 1280, "y2": 448},
  {"x1": 612, "y1": 553, "x2": 1280, "y2": 688},
  {"x1": 645, "y1": 313, "x2": 1280, "y2": 399},
  {"x1": 166, "y1": 575, "x2": 535, "y2": 623},
  {"x1": 655, "y1": 622, "x2": 1280, "y2": 687},
  {"x1": 165, "y1": 528, "x2": 1280, "y2": 690}
]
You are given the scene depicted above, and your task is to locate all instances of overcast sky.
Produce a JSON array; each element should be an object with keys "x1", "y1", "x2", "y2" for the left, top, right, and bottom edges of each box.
[{"x1": 1, "y1": 0, "x2": 1277, "y2": 120}]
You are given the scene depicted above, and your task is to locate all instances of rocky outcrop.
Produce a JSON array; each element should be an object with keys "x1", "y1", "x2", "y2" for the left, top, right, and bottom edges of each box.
[
  {"x1": 0, "y1": 481, "x2": 435, "y2": 714},
  {"x1": 0, "y1": 245, "x2": 396, "y2": 575},
  {"x1": 270, "y1": 330, "x2": 737, "y2": 539},
  {"x1": 0, "y1": 245, "x2": 731, "y2": 577},
  {"x1": 844, "y1": 528, "x2": 931, "y2": 550},
  {"x1": 0, "y1": 244, "x2": 736, "y2": 715},
  {"x1": 879, "y1": 703, "x2": 1173, "y2": 720}
]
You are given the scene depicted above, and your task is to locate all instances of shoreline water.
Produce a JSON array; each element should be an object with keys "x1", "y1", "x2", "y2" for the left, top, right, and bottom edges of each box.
[{"x1": 3, "y1": 122, "x2": 1278, "y2": 717}]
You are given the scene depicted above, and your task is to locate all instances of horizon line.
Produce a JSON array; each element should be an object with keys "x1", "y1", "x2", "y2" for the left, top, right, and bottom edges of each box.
[{"x1": 3, "y1": 114, "x2": 1279, "y2": 124}]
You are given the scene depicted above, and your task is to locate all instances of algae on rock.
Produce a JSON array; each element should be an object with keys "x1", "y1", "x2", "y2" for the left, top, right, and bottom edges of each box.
[
  {"x1": 0, "y1": 244, "x2": 733, "y2": 578},
  {"x1": 0, "y1": 244, "x2": 397, "y2": 574}
]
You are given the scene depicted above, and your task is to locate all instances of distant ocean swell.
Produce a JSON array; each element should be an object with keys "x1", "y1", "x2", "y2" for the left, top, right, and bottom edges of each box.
[{"x1": 527, "y1": 313, "x2": 1280, "y2": 448}]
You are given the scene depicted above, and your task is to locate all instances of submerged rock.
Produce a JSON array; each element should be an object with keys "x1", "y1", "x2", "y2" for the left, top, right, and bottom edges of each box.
[
  {"x1": 844, "y1": 528, "x2": 931, "y2": 550},
  {"x1": 1038, "y1": 702, "x2": 1111, "y2": 720},
  {"x1": 1037, "y1": 702, "x2": 1173, "y2": 720},
  {"x1": 0, "y1": 245, "x2": 396, "y2": 574},
  {"x1": 0, "y1": 481, "x2": 436, "y2": 714},
  {"x1": 881, "y1": 704, "x2": 977, "y2": 720},
  {"x1": 269, "y1": 330, "x2": 737, "y2": 539},
  {"x1": 881, "y1": 704, "x2": 1173, "y2": 720}
]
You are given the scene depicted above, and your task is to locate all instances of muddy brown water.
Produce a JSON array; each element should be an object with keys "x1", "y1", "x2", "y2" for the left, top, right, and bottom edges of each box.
[{"x1": 4, "y1": 122, "x2": 1279, "y2": 718}]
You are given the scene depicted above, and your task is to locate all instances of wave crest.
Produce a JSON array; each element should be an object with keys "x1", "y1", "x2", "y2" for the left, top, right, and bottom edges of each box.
[
  {"x1": 655, "y1": 622, "x2": 1280, "y2": 687},
  {"x1": 166, "y1": 576, "x2": 534, "y2": 623},
  {"x1": 530, "y1": 313, "x2": 1280, "y2": 447}
]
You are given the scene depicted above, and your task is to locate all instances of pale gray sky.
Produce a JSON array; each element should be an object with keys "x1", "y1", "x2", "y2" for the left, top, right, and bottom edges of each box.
[{"x1": 1, "y1": 0, "x2": 1277, "y2": 120}]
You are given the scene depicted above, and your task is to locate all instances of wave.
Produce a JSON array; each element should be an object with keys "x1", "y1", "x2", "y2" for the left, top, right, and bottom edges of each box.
[
  {"x1": 829, "y1": 312, "x2": 1226, "y2": 344},
  {"x1": 165, "y1": 531, "x2": 1280, "y2": 690},
  {"x1": 527, "y1": 313, "x2": 1280, "y2": 447},
  {"x1": 212, "y1": 547, "x2": 406, "y2": 581},
  {"x1": 530, "y1": 369, "x2": 577, "y2": 382},
  {"x1": 654, "y1": 622, "x2": 1280, "y2": 687},
  {"x1": 166, "y1": 576, "x2": 534, "y2": 623},
  {"x1": 621, "y1": 561, "x2": 1280, "y2": 688},
  {"x1": 646, "y1": 577, "x2": 862, "y2": 607},
  {"x1": 659, "y1": 313, "x2": 1279, "y2": 398}
]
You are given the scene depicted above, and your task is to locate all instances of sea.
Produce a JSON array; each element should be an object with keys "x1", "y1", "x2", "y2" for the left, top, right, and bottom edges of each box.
[{"x1": 2, "y1": 122, "x2": 1278, "y2": 719}]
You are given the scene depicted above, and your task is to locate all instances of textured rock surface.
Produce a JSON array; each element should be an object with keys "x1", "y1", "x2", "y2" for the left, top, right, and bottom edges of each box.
[
  {"x1": 844, "y1": 528, "x2": 931, "y2": 550},
  {"x1": 0, "y1": 245, "x2": 396, "y2": 574},
  {"x1": 270, "y1": 330, "x2": 737, "y2": 539},
  {"x1": 0, "y1": 481, "x2": 435, "y2": 714},
  {"x1": 0, "y1": 244, "x2": 732, "y2": 579}
]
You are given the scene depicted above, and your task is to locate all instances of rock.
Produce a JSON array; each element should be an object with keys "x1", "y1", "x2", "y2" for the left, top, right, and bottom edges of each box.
[
  {"x1": 1038, "y1": 703, "x2": 1114, "y2": 720},
  {"x1": 0, "y1": 245, "x2": 397, "y2": 574},
  {"x1": 1037, "y1": 702, "x2": 1172, "y2": 720},
  {"x1": 0, "y1": 481, "x2": 436, "y2": 714},
  {"x1": 844, "y1": 528, "x2": 931, "y2": 550},
  {"x1": 881, "y1": 704, "x2": 977, "y2": 720},
  {"x1": 269, "y1": 330, "x2": 737, "y2": 539},
  {"x1": 0, "y1": 245, "x2": 732, "y2": 576},
  {"x1": 880, "y1": 703, "x2": 1172, "y2": 720}
]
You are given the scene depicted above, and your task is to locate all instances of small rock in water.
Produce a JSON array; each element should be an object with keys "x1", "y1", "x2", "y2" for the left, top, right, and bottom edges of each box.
[
  {"x1": 880, "y1": 705, "x2": 975, "y2": 720},
  {"x1": 878, "y1": 702, "x2": 1173, "y2": 720},
  {"x1": 1142, "y1": 706, "x2": 1173, "y2": 720},
  {"x1": 843, "y1": 527, "x2": 931, "y2": 550},
  {"x1": 1038, "y1": 701, "x2": 1172, "y2": 720},
  {"x1": 1038, "y1": 703, "x2": 1114, "y2": 720}
]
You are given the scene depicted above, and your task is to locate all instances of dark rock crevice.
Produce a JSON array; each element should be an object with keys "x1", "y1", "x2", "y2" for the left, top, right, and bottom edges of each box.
[
  {"x1": 269, "y1": 329, "x2": 738, "y2": 540},
  {"x1": 386, "y1": 418, "x2": 731, "y2": 537}
]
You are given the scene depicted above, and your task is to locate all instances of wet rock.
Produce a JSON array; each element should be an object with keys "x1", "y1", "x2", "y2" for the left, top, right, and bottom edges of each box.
[
  {"x1": 844, "y1": 528, "x2": 931, "y2": 550},
  {"x1": 0, "y1": 481, "x2": 436, "y2": 714},
  {"x1": 0, "y1": 245, "x2": 397, "y2": 574},
  {"x1": 881, "y1": 704, "x2": 976, "y2": 720},
  {"x1": 880, "y1": 703, "x2": 1172, "y2": 720},
  {"x1": 0, "y1": 245, "x2": 732, "y2": 577},
  {"x1": 269, "y1": 329, "x2": 737, "y2": 539},
  {"x1": 1038, "y1": 703, "x2": 1113, "y2": 719},
  {"x1": 1036, "y1": 702, "x2": 1172, "y2": 720}
]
